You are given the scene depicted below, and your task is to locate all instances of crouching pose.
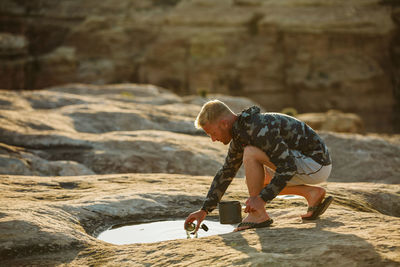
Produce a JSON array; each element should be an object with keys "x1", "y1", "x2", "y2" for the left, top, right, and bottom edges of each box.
[{"x1": 185, "y1": 100, "x2": 333, "y2": 231}]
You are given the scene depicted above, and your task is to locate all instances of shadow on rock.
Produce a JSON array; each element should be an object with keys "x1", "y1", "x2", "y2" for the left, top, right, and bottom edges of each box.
[
  {"x1": 221, "y1": 219, "x2": 397, "y2": 266},
  {"x1": 0, "y1": 220, "x2": 82, "y2": 266}
]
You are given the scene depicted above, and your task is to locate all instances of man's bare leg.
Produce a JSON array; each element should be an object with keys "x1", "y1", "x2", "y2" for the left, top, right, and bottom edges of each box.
[
  {"x1": 243, "y1": 146, "x2": 326, "y2": 223},
  {"x1": 275, "y1": 185, "x2": 325, "y2": 218},
  {"x1": 238, "y1": 146, "x2": 272, "y2": 229}
]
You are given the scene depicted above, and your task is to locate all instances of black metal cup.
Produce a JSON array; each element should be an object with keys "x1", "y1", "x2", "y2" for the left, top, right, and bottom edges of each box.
[{"x1": 218, "y1": 201, "x2": 242, "y2": 224}]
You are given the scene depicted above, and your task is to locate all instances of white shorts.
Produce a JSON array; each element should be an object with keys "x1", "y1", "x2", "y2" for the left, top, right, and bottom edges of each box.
[{"x1": 265, "y1": 150, "x2": 332, "y2": 186}]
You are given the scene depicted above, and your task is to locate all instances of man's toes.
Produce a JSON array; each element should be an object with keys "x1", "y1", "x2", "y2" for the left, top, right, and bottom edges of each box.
[{"x1": 234, "y1": 225, "x2": 251, "y2": 232}]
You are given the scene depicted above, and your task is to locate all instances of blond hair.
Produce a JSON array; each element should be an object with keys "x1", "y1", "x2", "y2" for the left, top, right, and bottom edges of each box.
[{"x1": 194, "y1": 100, "x2": 234, "y2": 129}]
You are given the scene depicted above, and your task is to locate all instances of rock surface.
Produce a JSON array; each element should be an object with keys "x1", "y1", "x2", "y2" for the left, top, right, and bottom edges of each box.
[
  {"x1": 0, "y1": 84, "x2": 399, "y2": 265},
  {"x1": 0, "y1": 0, "x2": 399, "y2": 132},
  {"x1": 1, "y1": 84, "x2": 399, "y2": 183},
  {"x1": 297, "y1": 110, "x2": 364, "y2": 133},
  {"x1": 0, "y1": 174, "x2": 399, "y2": 266}
]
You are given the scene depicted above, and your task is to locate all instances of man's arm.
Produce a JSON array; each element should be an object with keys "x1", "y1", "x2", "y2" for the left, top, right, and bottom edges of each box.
[{"x1": 201, "y1": 139, "x2": 243, "y2": 213}]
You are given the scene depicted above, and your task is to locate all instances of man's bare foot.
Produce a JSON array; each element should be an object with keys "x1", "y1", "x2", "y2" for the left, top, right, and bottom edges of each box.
[
  {"x1": 301, "y1": 187, "x2": 326, "y2": 219},
  {"x1": 234, "y1": 209, "x2": 270, "y2": 231}
]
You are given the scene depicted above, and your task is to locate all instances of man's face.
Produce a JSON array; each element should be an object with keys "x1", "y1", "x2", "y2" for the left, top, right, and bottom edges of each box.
[{"x1": 202, "y1": 120, "x2": 232, "y2": 145}]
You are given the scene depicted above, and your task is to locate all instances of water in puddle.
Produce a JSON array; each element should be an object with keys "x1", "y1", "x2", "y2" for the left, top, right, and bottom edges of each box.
[
  {"x1": 97, "y1": 219, "x2": 236, "y2": 245},
  {"x1": 97, "y1": 196, "x2": 301, "y2": 245}
]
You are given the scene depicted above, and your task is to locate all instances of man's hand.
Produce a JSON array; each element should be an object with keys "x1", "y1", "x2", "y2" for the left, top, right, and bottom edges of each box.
[
  {"x1": 184, "y1": 209, "x2": 207, "y2": 233},
  {"x1": 244, "y1": 196, "x2": 266, "y2": 213}
]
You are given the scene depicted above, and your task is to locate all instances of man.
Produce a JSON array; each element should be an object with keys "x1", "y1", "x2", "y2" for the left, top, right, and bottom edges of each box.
[{"x1": 184, "y1": 100, "x2": 333, "y2": 232}]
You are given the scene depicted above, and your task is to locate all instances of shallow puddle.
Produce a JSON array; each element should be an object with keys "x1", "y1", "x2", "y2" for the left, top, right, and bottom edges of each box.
[
  {"x1": 97, "y1": 219, "x2": 236, "y2": 245},
  {"x1": 97, "y1": 196, "x2": 301, "y2": 245}
]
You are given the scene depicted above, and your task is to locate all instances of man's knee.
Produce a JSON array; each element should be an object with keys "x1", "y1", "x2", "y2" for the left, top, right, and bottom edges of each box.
[
  {"x1": 243, "y1": 146, "x2": 270, "y2": 163},
  {"x1": 243, "y1": 146, "x2": 261, "y2": 164}
]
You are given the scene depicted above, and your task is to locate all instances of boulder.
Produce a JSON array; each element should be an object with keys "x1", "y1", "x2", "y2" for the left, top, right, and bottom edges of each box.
[
  {"x1": 297, "y1": 110, "x2": 364, "y2": 133},
  {"x1": 0, "y1": 143, "x2": 95, "y2": 176}
]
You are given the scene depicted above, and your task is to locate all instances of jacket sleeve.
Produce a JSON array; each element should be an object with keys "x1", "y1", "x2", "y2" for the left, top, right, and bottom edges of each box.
[
  {"x1": 201, "y1": 139, "x2": 243, "y2": 213},
  {"x1": 258, "y1": 137, "x2": 297, "y2": 202}
]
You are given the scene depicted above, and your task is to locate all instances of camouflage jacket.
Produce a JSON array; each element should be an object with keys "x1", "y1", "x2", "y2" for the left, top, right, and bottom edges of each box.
[{"x1": 201, "y1": 106, "x2": 331, "y2": 213}]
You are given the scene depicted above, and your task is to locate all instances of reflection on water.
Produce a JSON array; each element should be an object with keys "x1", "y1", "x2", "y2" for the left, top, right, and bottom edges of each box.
[{"x1": 97, "y1": 219, "x2": 235, "y2": 245}]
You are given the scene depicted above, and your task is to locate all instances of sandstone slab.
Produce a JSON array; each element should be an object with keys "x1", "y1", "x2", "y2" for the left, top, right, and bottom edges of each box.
[{"x1": 0, "y1": 174, "x2": 399, "y2": 266}]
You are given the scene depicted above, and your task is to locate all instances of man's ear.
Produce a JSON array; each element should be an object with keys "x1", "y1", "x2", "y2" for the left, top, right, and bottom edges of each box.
[{"x1": 219, "y1": 119, "x2": 229, "y2": 129}]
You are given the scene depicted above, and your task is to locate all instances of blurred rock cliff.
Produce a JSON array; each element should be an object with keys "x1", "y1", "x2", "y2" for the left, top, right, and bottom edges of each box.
[{"x1": 0, "y1": 0, "x2": 399, "y2": 132}]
